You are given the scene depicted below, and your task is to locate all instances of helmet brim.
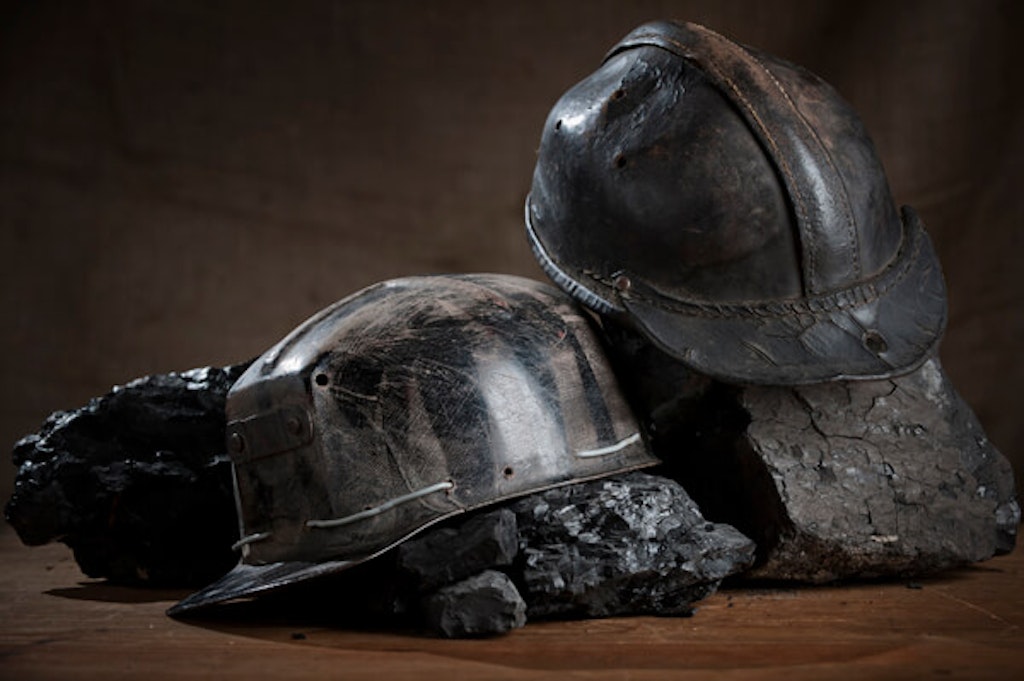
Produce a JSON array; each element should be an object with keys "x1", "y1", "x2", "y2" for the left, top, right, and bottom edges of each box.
[
  {"x1": 528, "y1": 203, "x2": 947, "y2": 386},
  {"x1": 167, "y1": 556, "x2": 362, "y2": 617}
]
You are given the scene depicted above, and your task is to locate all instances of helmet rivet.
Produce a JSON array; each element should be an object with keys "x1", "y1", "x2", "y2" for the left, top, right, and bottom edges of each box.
[
  {"x1": 613, "y1": 274, "x2": 632, "y2": 293},
  {"x1": 228, "y1": 431, "x2": 245, "y2": 454},
  {"x1": 286, "y1": 416, "x2": 302, "y2": 435},
  {"x1": 863, "y1": 330, "x2": 888, "y2": 354}
]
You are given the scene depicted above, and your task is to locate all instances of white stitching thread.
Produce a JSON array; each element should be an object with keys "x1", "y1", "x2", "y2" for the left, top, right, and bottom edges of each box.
[
  {"x1": 231, "y1": 532, "x2": 271, "y2": 552},
  {"x1": 306, "y1": 481, "x2": 455, "y2": 530},
  {"x1": 577, "y1": 432, "x2": 642, "y2": 458}
]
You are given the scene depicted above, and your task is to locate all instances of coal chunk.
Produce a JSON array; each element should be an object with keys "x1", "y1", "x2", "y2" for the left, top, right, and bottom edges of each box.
[
  {"x1": 421, "y1": 570, "x2": 527, "y2": 638},
  {"x1": 5, "y1": 364, "x2": 250, "y2": 585},
  {"x1": 410, "y1": 468, "x2": 758, "y2": 636},
  {"x1": 511, "y1": 471, "x2": 756, "y2": 618},
  {"x1": 320, "y1": 472, "x2": 753, "y2": 632},
  {"x1": 397, "y1": 508, "x2": 518, "y2": 591}
]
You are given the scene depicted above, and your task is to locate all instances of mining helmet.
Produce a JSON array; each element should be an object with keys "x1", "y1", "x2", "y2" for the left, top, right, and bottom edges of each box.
[
  {"x1": 169, "y1": 274, "x2": 656, "y2": 614},
  {"x1": 525, "y1": 20, "x2": 947, "y2": 385}
]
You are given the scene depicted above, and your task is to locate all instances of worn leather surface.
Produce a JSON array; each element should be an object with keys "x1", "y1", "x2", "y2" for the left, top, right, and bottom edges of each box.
[{"x1": 527, "y1": 20, "x2": 948, "y2": 385}]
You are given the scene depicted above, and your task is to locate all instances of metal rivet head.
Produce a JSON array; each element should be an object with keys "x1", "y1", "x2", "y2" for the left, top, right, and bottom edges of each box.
[
  {"x1": 228, "y1": 431, "x2": 245, "y2": 453},
  {"x1": 613, "y1": 274, "x2": 632, "y2": 293},
  {"x1": 286, "y1": 415, "x2": 302, "y2": 435},
  {"x1": 863, "y1": 330, "x2": 888, "y2": 354}
]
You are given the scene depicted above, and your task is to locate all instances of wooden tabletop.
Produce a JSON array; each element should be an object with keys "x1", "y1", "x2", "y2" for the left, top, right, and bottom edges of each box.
[{"x1": 2, "y1": 525, "x2": 1021, "y2": 680}]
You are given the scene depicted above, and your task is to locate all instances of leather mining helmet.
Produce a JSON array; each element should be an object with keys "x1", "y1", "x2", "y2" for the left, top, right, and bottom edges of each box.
[
  {"x1": 525, "y1": 20, "x2": 948, "y2": 385},
  {"x1": 169, "y1": 274, "x2": 656, "y2": 614}
]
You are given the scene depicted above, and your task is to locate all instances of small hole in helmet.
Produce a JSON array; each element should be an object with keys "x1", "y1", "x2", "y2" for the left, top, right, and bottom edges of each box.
[
  {"x1": 611, "y1": 88, "x2": 625, "y2": 100},
  {"x1": 503, "y1": 466, "x2": 514, "y2": 478},
  {"x1": 228, "y1": 431, "x2": 245, "y2": 453},
  {"x1": 862, "y1": 330, "x2": 888, "y2": 354},
  {"x1": 613, "y1": 154, "x2": 627, "y2": 169},
  {"x1": 554, "y1": 119, "x2": 562, "y2": 131},
  {"x1": 314, "y1": 373, "x2": 329, "y2": 386}
]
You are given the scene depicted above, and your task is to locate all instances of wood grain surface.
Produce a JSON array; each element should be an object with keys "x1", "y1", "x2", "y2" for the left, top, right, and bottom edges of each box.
[{"x1": 2, "y1": 526, "x2": 1021, "y2": 680}]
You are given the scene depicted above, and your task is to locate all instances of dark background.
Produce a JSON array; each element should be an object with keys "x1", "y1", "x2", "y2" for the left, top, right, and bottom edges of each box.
[{"x1": 2, "y1": 0, "x2": 1021, "y2": 503}]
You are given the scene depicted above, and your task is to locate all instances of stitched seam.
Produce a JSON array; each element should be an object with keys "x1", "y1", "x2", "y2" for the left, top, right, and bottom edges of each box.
[
  {"x1": 584, "y1": 227, "x2": 921, "y2": 320},
  {"x1": 659, "y1": 27, "x2": 818, "y2": 291},
  {"x1": 747, "y1": 51, "x2": 861, "y2": 281}
]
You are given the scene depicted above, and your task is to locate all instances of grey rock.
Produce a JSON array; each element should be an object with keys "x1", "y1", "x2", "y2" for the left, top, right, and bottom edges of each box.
[
  {"x1": 5, "y1": 363, "x2": 251, "y2": 585},
  {"x1": 615, "y1": 346, "x2": 1020, "y2": 583},
  {"x1": 511, "y1": 471, "x2": 756, "y2": 618},
  {"x1": 740, "y1": 358, "x2": 1019, "y2": 581},
  {"x1": 420, "y1": 570, "x2": 527, "y2": 638}
]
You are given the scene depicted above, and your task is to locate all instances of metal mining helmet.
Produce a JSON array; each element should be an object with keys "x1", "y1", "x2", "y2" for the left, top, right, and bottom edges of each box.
[
  {"x1": 525, "y1": 20, "x2": 948, "y2": 385},
  {"x1": 169, "y1": 274, "x2": 656, "y2": 614}
]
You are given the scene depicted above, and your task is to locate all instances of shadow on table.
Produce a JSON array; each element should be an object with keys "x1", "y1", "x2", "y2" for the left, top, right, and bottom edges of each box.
[
  {"x1": 39, "y1": 557, "x2": 1017, "y2": 674},
  {"x1": 46, "y1": 582, "x2": 190, "y2": 604}
]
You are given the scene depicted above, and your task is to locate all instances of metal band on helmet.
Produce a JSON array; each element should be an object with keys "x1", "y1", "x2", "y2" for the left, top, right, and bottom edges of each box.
[
  {"x1": 170, "y1": 274, "x2": 657, "y2": 614},
  {"x1": 526, "y1": 21, "x2": 947, "y2": 385}
]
